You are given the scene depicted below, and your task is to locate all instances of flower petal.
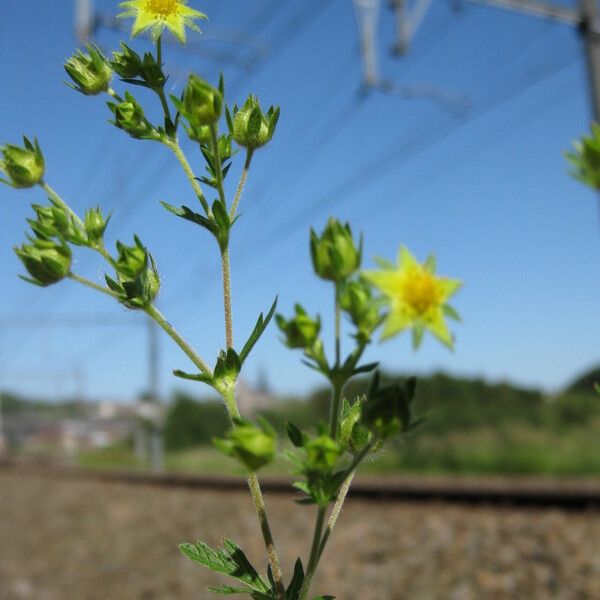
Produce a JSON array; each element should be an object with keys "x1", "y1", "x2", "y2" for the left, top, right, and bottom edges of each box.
[
  {"x1": 131, "y1": 11, "x2": 158, "y2": 37},
  {"x1": 165, "y1": 14, "x2": 186, "y2": 42},
  {"x1": 423, "y1": 309, "x2": 453, "y2": 348},
  {"x1": 362, "y1": 269, "x2": 401, "y2": 298},
  {"x1": 380, "y1": 307, "x2": 411, "y2": 340},
  {"x1": 397, "y1": 245, "x2": 419, "y2": 271}
]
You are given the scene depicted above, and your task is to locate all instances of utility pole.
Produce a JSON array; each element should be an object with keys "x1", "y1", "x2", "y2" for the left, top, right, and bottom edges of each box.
[{"x1": 581, "y1": 0, "x2": 600, "y2": 121}]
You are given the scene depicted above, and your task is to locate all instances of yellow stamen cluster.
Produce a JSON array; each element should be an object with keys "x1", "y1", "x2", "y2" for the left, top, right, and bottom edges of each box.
[
  {"x1": 400, "y1": 268, "x2": 441, "y2": 316},
  {"x1": 146, "y1": 0, "x2": 178, "y2": 17}
]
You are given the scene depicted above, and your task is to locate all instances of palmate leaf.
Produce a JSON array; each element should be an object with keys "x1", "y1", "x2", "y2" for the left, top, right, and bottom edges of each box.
[
  {"x1": 239, "y1": 297, "x2": 278, "y2": 364},
  {"x1": 180, "y1": 539, "x2": 271, "y2": 596}
]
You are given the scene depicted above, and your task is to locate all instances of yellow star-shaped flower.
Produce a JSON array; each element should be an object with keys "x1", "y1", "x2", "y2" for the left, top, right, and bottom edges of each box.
[
  {"x1": 118, "y1": 0, "x2": 207, "y2": 43},
  {"x1": 363, "y1": 246, "x2": 461, "y2": 349}
]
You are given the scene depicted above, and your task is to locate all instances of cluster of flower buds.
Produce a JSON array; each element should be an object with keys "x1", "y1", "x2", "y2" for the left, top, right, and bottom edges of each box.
[
  {"x1": 0, "y1": 137, "x2": 45, "y2": 189},
  {"x1": 275, "y1": 304, "x2": 320, "y2": 350},
  {"x1": 108, "y1": 91, "x2": 161, "y2": 141},
  {"x1": 310, "y1": 218, "x2": 362, "y2": 283},
  {"x1": 230, "y1": 95, "x2": 280, "y2": 150},
  {"x1": 64, "y1": 45, "x2": 112, "y2": 96},
  {"x1": 110, "y1": 43, "x2": 164, "y2": 89},
  {"x1": 286, "y1": 423, "x2": 344, "y2": 506},
  {"x1": 214, "y1": 418, "x2": 276, "y2": 472},
  {"x1": 105, "y1": 236, "x2": 160, "y2": 309},
  {"x1": 339, "y1": 277, "x2": 383, "y2": 341},
  {"x1": 28, "y1": 203, "x2": 83, "y2": 246},
  {"x1": 15, "y1": 234, "x2": 72, "y2": 287},
  {"x1": 566, "y1": 123, "x2": 600, "y2": 190},
  {"x1": 360, "y1": 371, "x2": 421, "y2": 440}
]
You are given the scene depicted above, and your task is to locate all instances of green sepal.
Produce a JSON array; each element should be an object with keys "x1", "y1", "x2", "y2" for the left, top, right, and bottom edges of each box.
[
  {"x1": 443, "y1": 304, "x2": 461, "y2": 321},
  {"x1": 179, "y1": 539, "x2": 271, "y2": 595},
  {"x1": 239, "y1": 297, "x2": 278, "y2": 364}
]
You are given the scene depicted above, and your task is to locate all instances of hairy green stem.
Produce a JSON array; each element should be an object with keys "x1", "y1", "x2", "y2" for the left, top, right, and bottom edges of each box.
[
  {"x1": 144, "y1": 304, "x2": 211, "y2": 377},
  {"x1": 315, "y1": 440, "x2": 375, "y2": 566},
  {"x1": 298, "y1": 505, "x2": 327, "y2": 600},
  {"x1": 334, "y1": 283, "x2": 341, "y2": 367},
  {"x1": 317, "y1": 471, "x2": 355, "y2": 564},
  {"x1": 247, "y1": 473, "x2": 287, "y2": 600},
  {"x1": 68, "y1": 272, "x2": 118, "y2": 298},
  {"x1": 220, "y1": 246, "x2": 234, "y2": 349},
  {"x1": 230, "y1": 149, "x2": 253, "y2": 219},
  {"x1": 209, "y1": 123, "x2": 226, "y2": 207},
  {"x1": 164, "y1": 139, "x2": 210, "y2": 214},
  {"x1": 155, "y1": 36, "x2": 174, "y2": 134}
]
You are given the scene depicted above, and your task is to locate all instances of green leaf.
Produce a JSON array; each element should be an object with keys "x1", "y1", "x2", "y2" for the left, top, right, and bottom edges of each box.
[
  {"x1": 208, "y1": 584, "x2": 253, "y2": 594},
  {"x1": 180, "y1": 539, "x2": 270, "y2": 594},
  {"x1": 286, "y1": 558, "x2": 305, "y2": 600},
  {"x1": 286, "y1": 422, "x2": 304, "y2": 448},
  {"x1": 160, "y1": 201, "x2": 216, "y2": 234},
  {"x1": 173, "y1": 369, "x2": 213, "y2": 385},
  {"x1": 239, "y1": 297, "x2": 278, "y2": 364}
]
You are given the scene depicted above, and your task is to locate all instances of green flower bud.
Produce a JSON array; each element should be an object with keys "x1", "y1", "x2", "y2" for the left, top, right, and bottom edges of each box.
[
  {"x1": 275, "y1": 304, "x2": 320, "y2": 349},
  {"x1": 84, "y1": 207, "x2": 110, "y2": 246},
  {"x1": 214, "y1": 419, "x2": 276, "y2": 472},
  {"x1": 182, "y1": 75, "x2": 222, "y2": 127},
  {"x1": 14, "y1": 237, "x2": 72, "y2": 287},
  {"x1": 184, "y1": 122, "x2": 212, "y2": 144},
  {"x1": 106, "y1": 236, "x2": 160, "y2": 308},
  {"x1": 310, "y1": 218, "x2": 362, "y2": 282},
  {"x1": 64, "y1": 44, "x2": 112, "y2": 96},
  {"x1": 108, "y1": 92, "x2": 161, "y2": 141},
  {"x1": 111, "y1": 42, "x2": 143, "y2": 80},
  {"x1": 566, "y1": 123, "x2": 600, "y2": 190},
  {"x1": 305, "y1": 435, "x2": 341, "y2": 472},
  {"x1": 0, "y1": 137, "x2": 45, "y2": 189},
  {"x1": 361, "y1": 372, "x2": 419, "y2": 440},
  {"x1": 232, "y1": 96, "x2": 280, "y2": 150},
  {"x1": 339, "y1": 277, "x2": 382, "y2": 338}
]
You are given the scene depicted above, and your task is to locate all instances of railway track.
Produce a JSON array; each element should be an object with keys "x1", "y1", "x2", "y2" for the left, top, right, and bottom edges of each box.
[{"x1": 2, "y1": 461, "x2": 600, "y2": 509}]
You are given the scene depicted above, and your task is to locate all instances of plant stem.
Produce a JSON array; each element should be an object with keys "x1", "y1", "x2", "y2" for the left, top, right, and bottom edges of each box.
[
  {"x1": 315, "y1": 440, "x2": 375, "y2": 565},
  {"x1": 107, "y1": 87, "x2": 123, "y2": 102},
  {"x1": 68, "y1": 272, "x2": 118, "y2": 299},
  {"x1": 40, "y1": 182, "x2": 85, "y2": 229},
  {"x1": 316, "y1": 471, "x2": 355, "y2": 563},
  {"x1": 144, "y1": 304, "x2": 212, "y2": 377},
  {"x1": 209, "y1": 123, "x2": 226, "y2": 207},
  {"x1": 230, "y1": 149, "x2": 253, "y2": 219},
  {"x1": 298, "y1": 505, "x2": 327, "y2": 600},
  {"x1": 247, "y1": 473, "x2": 287, "y2": 600},
  {"x1": 328, "y1": 381, "x2": 343, "y2": 440},
  {"x1": 220, "y1": 246, "x2": 234, "y2": 349},
  {"x1": 334, "y1": 283, "x2": 341, "y2": 367},
  {"x1": 164, "y1": 139, "x2": 210, "y2": 215}
]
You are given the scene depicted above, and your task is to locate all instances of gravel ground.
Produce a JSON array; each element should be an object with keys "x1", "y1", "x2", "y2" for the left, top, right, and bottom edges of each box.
[{"x1": 1, "y1": 470, "x2": 600, "y2": 600}]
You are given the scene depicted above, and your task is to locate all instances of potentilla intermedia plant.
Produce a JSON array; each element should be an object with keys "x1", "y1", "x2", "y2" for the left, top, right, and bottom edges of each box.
[{"x1": 1, "y1": 2, "x2": 462, "y2": 598}]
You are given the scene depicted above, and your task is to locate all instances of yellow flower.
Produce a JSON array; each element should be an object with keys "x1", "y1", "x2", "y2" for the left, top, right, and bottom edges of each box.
[
  {"x1": 118, "y1": 0, "x2": 207, "y2": 43},
  {"x1": 363, "y1": 246, "x2": 461, "y2": 349}
]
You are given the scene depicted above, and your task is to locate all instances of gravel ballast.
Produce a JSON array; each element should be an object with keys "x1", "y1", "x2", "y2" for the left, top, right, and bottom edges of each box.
[{"x1": 1, "y1": 470, "x2": 600, "y2": 599}]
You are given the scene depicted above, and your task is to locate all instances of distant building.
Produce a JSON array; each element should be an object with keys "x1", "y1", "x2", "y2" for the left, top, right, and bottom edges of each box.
[{"x1": 236, "y1": 378, "x2": 275, "y2": 415}]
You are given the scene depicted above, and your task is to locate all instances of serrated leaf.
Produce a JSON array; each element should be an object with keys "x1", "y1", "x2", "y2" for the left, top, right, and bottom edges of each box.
[
  {"x1": 239, "y1": 297, "x2": 278, "y2": 364},
  {"x1": 180, "y1": 539, "x2": 270, "y2": 594}
]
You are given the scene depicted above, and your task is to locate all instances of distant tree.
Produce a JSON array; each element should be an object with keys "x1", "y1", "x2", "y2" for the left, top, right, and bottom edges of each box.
[{"x1": 164, "y1": 393, "x2": 229, "y2": 450}]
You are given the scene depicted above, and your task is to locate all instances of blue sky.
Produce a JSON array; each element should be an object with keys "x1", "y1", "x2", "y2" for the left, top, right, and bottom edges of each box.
[{"x1": 0, "y1": 0, "x2": 598, "y2": 402}]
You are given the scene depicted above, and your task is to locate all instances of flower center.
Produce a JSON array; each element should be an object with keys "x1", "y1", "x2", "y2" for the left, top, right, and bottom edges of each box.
[
  {"x1": 146, "y1": 0, "x2": 179, "y2": 17},
  {"x1": 400, "y1": 268, "x2": 440, "y2": 315}
]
